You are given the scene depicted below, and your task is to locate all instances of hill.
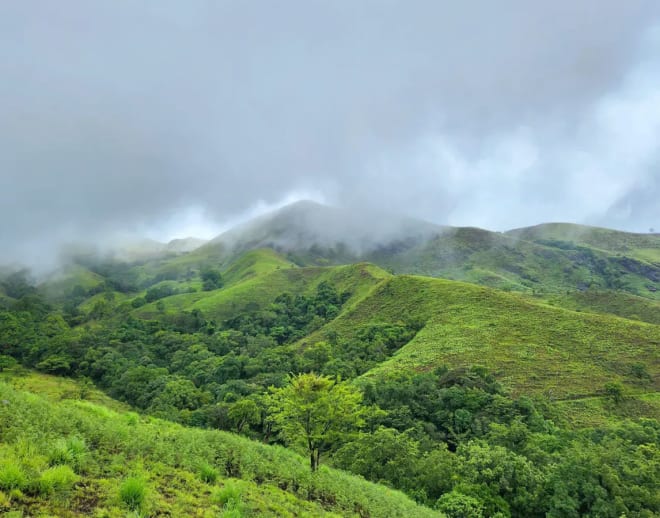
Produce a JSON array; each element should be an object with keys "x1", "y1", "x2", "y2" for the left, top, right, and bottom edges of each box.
[
  {"x1": 0, "y1": 370, "x2": 439, "y2": 517},
  {"x1": 2, "y1": 242, "x2": 659, "y2": 516},
  {"x1": 295, "y1": 274, "x2": 659, "y2": 405},
  {"x1": 506, "y1": 222, "x2": 660, "y2": 264},
  {"x1": 196, "y1": 202, "x2": 660, "y2": 300}
]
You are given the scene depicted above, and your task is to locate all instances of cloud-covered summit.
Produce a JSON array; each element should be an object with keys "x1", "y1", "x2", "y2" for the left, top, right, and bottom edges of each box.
[{"x1": 1, "y1": 1, "x2": 660, "y2": 267}]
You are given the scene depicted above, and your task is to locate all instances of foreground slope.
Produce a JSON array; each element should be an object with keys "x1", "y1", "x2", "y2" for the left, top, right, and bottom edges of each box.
[{"x1": 0, "y1": 371, "x2": 439, "y2": 517}]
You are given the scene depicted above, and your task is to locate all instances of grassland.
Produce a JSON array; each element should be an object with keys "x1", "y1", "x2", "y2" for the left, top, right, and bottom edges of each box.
[
  {"x1": 295, "y1": 275, "x2": 659, "y2": 407},
  {"x1": 506, "y1": 222, "x2": 660, "y2": 264},
  {"x1": 0, "y1": 371, "x2": 440, "y2": 517}
]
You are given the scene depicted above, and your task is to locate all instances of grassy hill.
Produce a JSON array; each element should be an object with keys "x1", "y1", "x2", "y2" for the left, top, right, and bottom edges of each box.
[
  {"x1": 27, "y1": 242, "x2": 660, "y2": 417},
  {"x1": 540, "y1": 289, "x2": 660, "y2": 326},
  {"x1": 189, "y1": 203, "x2": 660, "y2": 301},
  {"x1": 135, "y1": 250, "x2": 389, "y2": 323},
  {"x1": 0, "y1": 370, "x2": 438, "y2": 517},
  {"x1": 2, "y1": 227, "x2": 660, "y2": 516},
  {"x1": 507, "y1": 222, "x2": 660, "y2": 264},
  {"x1": 294, "y1": 274, "x2": 659, "y2": 410}
]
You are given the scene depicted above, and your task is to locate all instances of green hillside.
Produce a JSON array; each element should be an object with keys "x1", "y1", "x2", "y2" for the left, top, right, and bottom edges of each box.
[
  {"x1": 507, "y1": 222, "x2": 660, "y2": 264},
  {"x1": 0, "y1": 371, "x2": 438, "y2": 517},
  {"x1": 541, "y1": 289, "x2": 660, "y2": 326},
  {"x1": 296, "y1": 274, "x2": 659, "y2": 403},
  {"x1": 189, "y1": 203, "x2": 660, "y2": 301},
  {"x1": 1, "y1": 212, "x2": 659, "y2": 516}
]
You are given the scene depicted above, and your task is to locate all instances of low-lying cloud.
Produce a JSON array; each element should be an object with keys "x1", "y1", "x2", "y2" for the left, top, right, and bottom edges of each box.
[{"x1": 1, "y1": 1, "x2": 660, "y2": 267}]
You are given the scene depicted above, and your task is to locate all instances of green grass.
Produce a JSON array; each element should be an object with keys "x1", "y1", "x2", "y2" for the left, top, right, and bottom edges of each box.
[
  {"x1": 364, "y1": 225, "x2": 660, "y2": 300},
  {"x1": 506, "y1": 222, "x2": 660, "y2": 263},
  {"x1": 296, "y1": 275, "x2": 659, "y2": 407},
  {"x1": 135, "y1": 256, "x2": 390, "y2": 323},
  {"x1": 119, "y1": 476, "x2": 148, "y2": 511},
  {"x1": 0, "y1": 379, "x2": 441, "y2": 517},
  {"x1": 0, "y1": 369, "x2": 130, "y2": 412},
  {"x1": 541, "y1": 289, "x2": 660, "y2": 325},
  {"x1": 39, "y1": 264, "x2": 106, "y2": 300}
]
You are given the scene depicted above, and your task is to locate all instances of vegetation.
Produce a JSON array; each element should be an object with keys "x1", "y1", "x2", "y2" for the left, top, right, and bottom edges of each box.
[
  {"x1": 0, "y1": 212, "x2": 659, "y2": 516},
  {"x1": 0, "y1": 376, "x2": 438, "y2": 517}
]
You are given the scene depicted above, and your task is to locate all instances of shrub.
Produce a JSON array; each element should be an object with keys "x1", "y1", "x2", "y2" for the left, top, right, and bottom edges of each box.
[
  {"x1": 199, "y1": 463, "x2": 219, "y2": 484},
  {"x1": 48, "y1": 436, "x2": 88, "y2": 472},
  {"x1": 38, "y1": 465, "x2": 78, "y2": 495},
  {"x1": 436, "y1": 491, "x2": 485, "y2": 518},
  {"x1": 0, "y1": 462, "x2": 27, "y2": 491},
  {"x1": 211, "y1": 481, "x2": 242, "y2": 508},
  {"x1": 119, "y1": 476, "x2": 147, "y2": 511}
]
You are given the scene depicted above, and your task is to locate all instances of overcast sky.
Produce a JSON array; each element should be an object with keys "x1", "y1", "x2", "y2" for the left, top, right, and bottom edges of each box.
[{"x1": 2, "y1": 1, "x2": 660, "y2": 264}]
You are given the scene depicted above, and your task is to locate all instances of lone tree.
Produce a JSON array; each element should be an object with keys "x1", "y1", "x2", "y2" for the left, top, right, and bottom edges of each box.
[
  {"x1": 201, "y1": 268, "x2": 223, "y2": 291},
  {"x1": 268, "y1": 373, "x2": 365, "y2": 471}
]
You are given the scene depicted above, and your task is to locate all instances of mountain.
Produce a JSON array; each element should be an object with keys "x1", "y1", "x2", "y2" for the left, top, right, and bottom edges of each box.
[
  {"x1": 204, "y1": 200, "x2": 444, "y2": 264},
  {"x1": 198, "y1": 201, "x2": 660, "y2": 299}
]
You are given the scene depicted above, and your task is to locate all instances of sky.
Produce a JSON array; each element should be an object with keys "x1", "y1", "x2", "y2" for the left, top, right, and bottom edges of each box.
[{"x1": 1, "y1": 1, "x2": 660, "y2": 265}]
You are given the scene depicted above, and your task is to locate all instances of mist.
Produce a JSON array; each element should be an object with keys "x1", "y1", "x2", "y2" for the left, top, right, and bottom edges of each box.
[{"x1": 2, "y1": 1, "x2": 660, "y2": 268}]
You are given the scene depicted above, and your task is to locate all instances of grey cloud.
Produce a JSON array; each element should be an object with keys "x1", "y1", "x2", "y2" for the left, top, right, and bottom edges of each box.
[{"x1": 1, "y1": 0, "x2": 660, "y2": 267}]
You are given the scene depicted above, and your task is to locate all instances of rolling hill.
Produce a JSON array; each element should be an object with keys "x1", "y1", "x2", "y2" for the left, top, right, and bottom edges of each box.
[{"x1": 2, "y1": 202, "x2": 660, "y2": 516}]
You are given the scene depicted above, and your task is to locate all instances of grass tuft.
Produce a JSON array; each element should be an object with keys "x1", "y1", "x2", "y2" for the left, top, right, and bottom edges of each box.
[{"x1": 119, "y1": 476, "x2": 148, "y2": 511}]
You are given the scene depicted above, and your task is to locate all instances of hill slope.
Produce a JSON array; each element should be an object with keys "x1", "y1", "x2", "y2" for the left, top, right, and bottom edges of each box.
[
  {"x1": 0, "y1": 372, "x2": 439, "y2": 517},
  {"x1": 507, "y1": 222, "x2": 660, "y2": 264},
  {"x1": 295, "y1": 274, "x2": 659, "y2": 404}
]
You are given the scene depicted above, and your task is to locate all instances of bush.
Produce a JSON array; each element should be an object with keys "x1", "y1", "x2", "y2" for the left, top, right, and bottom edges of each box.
[
  {"x1": 211, "y1": 481, "x2": 242, "y2": 508},
  {"x1": 48, "y1": 436, "x2": 88, "y2": 472},
  {"x1": 119, "y1": 476, "x2": 147, "y2": 511},
  {"x1": 436, "y1": 491, "x2": 485, "y2": 518},
  {"x1": 38, "y1": 465, "x2": 78, "y2": 495},
  {"x1": 0, "y1": 462, "x2": 27, "y2": 491},
  {"x1": 199, "y1": 463, "x2": 219, "y2": 484}
]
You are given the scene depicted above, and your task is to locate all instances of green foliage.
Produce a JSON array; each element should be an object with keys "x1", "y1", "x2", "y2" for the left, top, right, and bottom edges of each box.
[
  {"x1": 211, "y1": 481, "x2": 242, "y2": 507},
  {"x1": 0, "y1": 462, "x2": 27, "y2": 491},
  {"x1": 2, "y1": 241, "x2": 660, "y2": 517},
  {"x1": 119, "y1": 476, "x2": 148, "y2": 511},
  {"x1": 0, "y1": 355, "x2": 17, "y2": 372},
  {"x1": 0, "y1": 380, "x2": 437, "y2": 517},
  {"x1": 48, "y1": 436, "x2": 88, "y2": 472},
  {"x1": 604, "y1": 382, "x2": 625, "y2": 403},
  {"x1": 227, "y1": 399, "x2": 260, "y2": 434},
  {"x1": 268, "y1": 373, "x2": 365, "y2": 470},
  {"x1": 198, "y1": 463, "x2": 218, "y2": 484},
  {"x1": 37, "y1": 465, "x2": 78, "y2": 496},
  {"x1": 201, "y1": 268, "x2": 224, "y2": 291},
  {"x1": 436, "y1": 491, "x2": 485, "y2": 518}
]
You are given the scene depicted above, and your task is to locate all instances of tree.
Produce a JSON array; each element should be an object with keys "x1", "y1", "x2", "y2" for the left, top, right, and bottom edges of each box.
[
  {"x1": 201, "y1": 269, "x2": 223, "y2": 291},
  {"x1": 268, "y1": 373, "x2": 365, "y2": 471},
  {"x1": 333, "y1": 427, "x2": 420, "y2": 491},
  {"x1": 0, "y1": 354, "x2": 17, "y2": 372},
  {"x1": 604, "y1": 382, "x2": 624, "y2": 403},
  {"x1": 228, "y1": 399, "x2": 260, "y2": 434}
]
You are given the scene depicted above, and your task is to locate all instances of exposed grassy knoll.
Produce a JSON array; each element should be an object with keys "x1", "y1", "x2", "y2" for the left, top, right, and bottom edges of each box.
[
  {"x1": 0, "y1": 368, "x2": 130, "y2": 413},
  {"x1": 541, "y1": 289, "x2": 660, "y2": 325},
  {"x1": 39, "y1": 264, "x2": 105, "y2": 300},
  {"x1": 367, "y1": 227, "x2": 660, "y2": 300},
  {"x1": 0, "y1": 375, "x2": 440, "y2": 517},
  {"x1": 507, "y1": 222, "x2": 660, "y2": 264},
  {"x1": 300, "y1": 275, "x2": 659, "y2": 404},
  {"x1": 136, "y1": 252, "x2": 390, "y2": 324}
]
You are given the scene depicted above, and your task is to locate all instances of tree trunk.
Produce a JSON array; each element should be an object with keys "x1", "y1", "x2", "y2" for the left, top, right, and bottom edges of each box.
[{"x1": 310, "y1": 450, "x2": 318, "y2": 471}]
